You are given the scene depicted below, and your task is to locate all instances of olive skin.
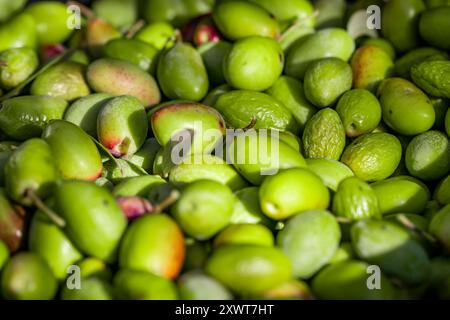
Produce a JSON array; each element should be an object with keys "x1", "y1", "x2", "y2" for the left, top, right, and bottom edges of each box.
[
  {"x1": 54, "y1": 181, "x2": 127, "y2": 263},
  {"x1": 1, "y1": 252, "x2": 57, "y2": 300},
  {"x1": 285, "y1": 28, "x2": 355, "y2": 79},
  {"x1": 157, "y1": 43, "x2": 209, "y2": 102},
  {"x1": 259, "y1": 168, "x2": 330, "y2": 220},
  {"x1": 351, "y1": 219, "x2": 431, "y2": 286},
  {"x1": 223, "y1": 36, "x2": 284, "y2": 92},
  {"x1": 205, "y1": 245, "x2": 292, "y2": 295},
  {"x1": 171, "y1": 180, "x2": 235, "y2": 240},
  {"x1": 377, "y1": 78, "x2": 435, "y2": 136},
  {"x1": 25, "y1": 1, "x2": 73, "y2": 45},
  {"x1": 119, "y1": 214, "x2": 185, "y2": 280},
  {"x1": 0, "y1": 14, "x2": 37, "y2": 53},
  {"x1": 213, "y1": 1, "x2": 280, "y2": 40},
  {"x1": 4, "y1": 138, "x2": 58, "y2": 206},
  {"x1": 87, "y1": 58, "x2": 161, "y2": 108},
  {"x1": 31, "y1": 61, "x2": 91, "y2": 102},
  {"x1": 114, "y1": 269, "x2": 178, "y2": 300},
  {"x1": 42, "y1": 120, "x2": 103, "y2": 181},
  {"x1": 277, "y1": 210, "x2": 341, "y2": 279},
  {"x1": 97, "y1": 95, "x2": 148, "y2": 157},
  {"x1": 0, "y1": 96, "x2": 68, "y2": 141},
  {"x1": 0, "y1": 47, "x2": 38, "y2": 90},
  {"x1": 29, "y1": 210, "x2": 83, "y2": 280}
]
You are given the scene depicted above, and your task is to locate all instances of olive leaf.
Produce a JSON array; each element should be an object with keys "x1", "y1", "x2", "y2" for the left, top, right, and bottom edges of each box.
[
  {"x1": 90, "y1": 136, "x2": 122, "y2": 170},
  {"x1": 121, "y1": 158, "x2": 149, "y2": 175}
]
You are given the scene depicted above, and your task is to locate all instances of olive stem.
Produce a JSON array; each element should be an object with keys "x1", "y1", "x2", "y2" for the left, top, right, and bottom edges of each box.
[
  {"x1": 26, "y1": 189, "x2": 66, "y2": 228},
  {"x1": 278, "y1": 10, "x2": 317, "y2": 42},
  {"x1": 243, "y1": 117, "x2": 257, "y2": 131},
  {"x1": 67, "y1": 0, "x2": 95, "y2": 20},
  {"x1": 278, "y1": 19, "x2": 304, "y2": 42},
  {"x1": 174, "y1": 29, "x2": 183, "y2": 43},
  {"x1": 159, "y1": 29, "x2": 181, "y2": 51},
  {"x1": 396, "y1": 214, "x2": 437, "y2": 243},
  {"x1": 153, "y1": 190, "x2": 180, "y2": 213},
  {"x1": 126, "y1": 19, "x2": 145, "y2": 39}
]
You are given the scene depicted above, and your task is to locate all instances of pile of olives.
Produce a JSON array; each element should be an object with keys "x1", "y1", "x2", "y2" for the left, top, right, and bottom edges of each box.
[{"x1": 0, "y1": 0, "x2": 449, "y2": 300}]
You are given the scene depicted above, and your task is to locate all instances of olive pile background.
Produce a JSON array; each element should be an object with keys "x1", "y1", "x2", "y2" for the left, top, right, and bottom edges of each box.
[{"x1": 0, "y1": 0, "x2": 449, "y2": 300}]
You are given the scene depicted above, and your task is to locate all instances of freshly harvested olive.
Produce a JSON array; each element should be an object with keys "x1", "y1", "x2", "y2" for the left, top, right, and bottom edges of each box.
[
  {"x1": 114, "y1": 269, "x2": 178, "y2": 300},
  {"x1": 5, "y1": 138, "x2": 58, "y2": 206},
  {"x1": 157, "y1": 42, "x2": 209, "y2": 101},
  {"x1": 42, "y1": 120, "x2": 103, "y2": 181},
  {"x1": 54, "y1": 181, "x2": 127, "y2": 263},
  {"x1": 1, "y1": 252, "x2": 57, "y2": 300},
  {"x1": 178, "y1": 271, "x2": 233, "y2": 300},
  {"x1": 0, "y1": 48, "x2": 38, "y2": 90},
  {"x1": 97, "y1": 95, "x2": 148, "y2": 157},
  {"x1": 351, "y1": 219, "x2": 431, "y2": 286},
  {"x1": 87, "y1": 58, "x2": 161, "y2": 108},
  {"x1": 213, "y1": 1, "x2": 280, "y2": 40},
  {"x1": 332, "y1": 177, "x2": 381, "y2": 220},
  {"x1": 259, "y1": 168, "x2": 330, "y2": 220},
  {"x1": 31, "y1": 61, "x2": 90, "y2": 101},
  {"x1": 119, "y1": 214, "x2": 185, "y2": 279},
  {"x1": 171, "y1": 179, "x2": 234, "y2": 240},
  {"x1": 29, "y1": 208, "x2": 83, "y2": 280},
  {"x1": 223, "y1": 36, "x2": 284, "y2": 91},
  {"x1": 277, "y1": 210, "x2": 341, "y2": 278},
  {"x1": 0, "y1": 13, "x2": 37, "y2": 53},
  {"x1": 312, "y1": 260, "x2": 398, "y2": 300},
  {"x1": 0, "y1": 188, "x2": 25, "y2": 253},
  {"x1": 205, "y1": 245, "x2": 292, "y2": 295},
  {"x1": 0, "y1": 96, "x2": 68, "y2": 141},
  {"x1": 341, "y1": 133, "x2": 402, "y2": 182}
]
